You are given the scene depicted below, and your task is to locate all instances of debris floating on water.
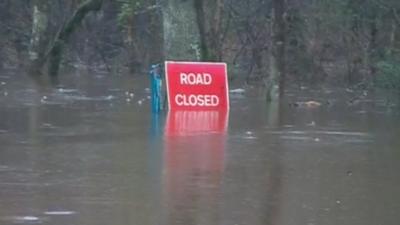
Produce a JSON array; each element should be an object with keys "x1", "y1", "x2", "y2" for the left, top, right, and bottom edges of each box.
[
  {"x1": 41, "y1": 96, "x2": 48, "y2": 103},
  {"x1": 290, "y1": 101, "x2": 322, "y2": 108},
  {"x1": 104, "y1": 95, "x2": 114, "y2": 101},
  {"x1": 346, "y1": 170, "x2": 353, "y2": 176},
  {"x1": 243, "y1": 131, "x2": 257, "y2": 139},
  {"x1": 307, "y1": 121, "x2": 316, "y2": 126},
  {"x1": 300, "y1": 86, "x2": 308, "y2": 90}
]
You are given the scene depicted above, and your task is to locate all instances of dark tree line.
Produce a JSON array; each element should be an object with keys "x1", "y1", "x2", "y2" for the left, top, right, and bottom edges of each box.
[{"x1": 0, "y1": 0, "x2": 400, "y2": 98}]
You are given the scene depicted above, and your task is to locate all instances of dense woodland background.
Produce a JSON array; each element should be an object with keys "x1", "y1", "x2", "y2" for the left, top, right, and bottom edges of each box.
[{"x1": 1, "y1": 0, "x2": 400, "y2": 95}]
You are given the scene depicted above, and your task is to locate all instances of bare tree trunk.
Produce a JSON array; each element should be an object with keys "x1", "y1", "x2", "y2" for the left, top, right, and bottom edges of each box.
[
  {"x1": 266, "y1": 0, "x2": 286, "y2": 102},
  {"x1": 194, "y1": 0, "x2": 208, "y2": 60},
  {"x1": 346, "y1": 14, "x2": 362, "y2": 85},
  {"x1": 206, "y1": 0, "x2": 224, "y2": 61},
  {"x1": 124, "y1": 14, "x2": 141, "y2": 73},
  {"x1": 389, "y1": 19, "x2": 397, "y2": 55},
  {"x1": 161, "y1": 0, "x2": 201, "y2": 60},
  {"x1": 366, "y1": 16, "x2": 378, "y2": 85},
  {"x1": 211, "y1": 0, "x2": 224, "y2": 61},
  {"x1": 194, "y1": 0, "x2": 224, "y2": 61},
  {"x1": 28, "y1": 0, "x2": 50, "y2": 75}
]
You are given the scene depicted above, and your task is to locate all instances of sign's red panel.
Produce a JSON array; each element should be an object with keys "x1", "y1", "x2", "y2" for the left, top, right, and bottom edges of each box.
[{"x1": 165, "y1": 61, "x2": 229, "y2": 110}]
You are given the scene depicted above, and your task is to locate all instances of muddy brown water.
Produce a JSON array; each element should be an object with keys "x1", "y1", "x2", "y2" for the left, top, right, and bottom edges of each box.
[{"x1": 0, "y1": 70, "x2": 399, "y2": 225}]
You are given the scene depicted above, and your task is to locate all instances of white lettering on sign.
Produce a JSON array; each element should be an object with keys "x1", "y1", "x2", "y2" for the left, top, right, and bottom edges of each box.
[
  {"x1": 175, "y1": 94, "x2": 219, "y2": 107},
  {"x1": 180, "y1": 73, "x2": 212, "y2": 85}
]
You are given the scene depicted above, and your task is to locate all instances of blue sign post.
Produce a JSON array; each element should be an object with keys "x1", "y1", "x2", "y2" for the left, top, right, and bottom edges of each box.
[{"x1": 150, "y1": 64, "x2": 163, "y2": 113}]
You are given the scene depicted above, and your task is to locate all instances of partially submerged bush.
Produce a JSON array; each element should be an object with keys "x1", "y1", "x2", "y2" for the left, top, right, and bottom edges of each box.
[{"x1": 375, "y1": 55, "x2": 400, "y2": 91}]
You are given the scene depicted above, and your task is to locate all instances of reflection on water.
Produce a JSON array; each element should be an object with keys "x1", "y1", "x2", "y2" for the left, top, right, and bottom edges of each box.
[
  {"x1": 163, "y1": 110, "x2": 227, "y2": 225},
  {"x1": 0, "y1": 70, "x2": 400, "y2": 225},
  {"x1": 165, "y1": 110, "x2": 228, "y2": 136}
]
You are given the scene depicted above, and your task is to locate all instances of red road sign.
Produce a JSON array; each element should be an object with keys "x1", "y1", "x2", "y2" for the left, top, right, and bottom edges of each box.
[{"x1": 165, "y1": 61, "x2": 229, "y2": 110}]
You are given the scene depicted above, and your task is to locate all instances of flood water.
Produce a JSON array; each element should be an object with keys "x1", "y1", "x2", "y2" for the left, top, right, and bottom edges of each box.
[{"x1": 1, "y1": 70, "x2": 400, "y2": 225}]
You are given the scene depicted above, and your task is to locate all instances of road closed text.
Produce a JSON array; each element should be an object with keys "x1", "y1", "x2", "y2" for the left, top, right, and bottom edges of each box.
[
  {"x1": 175, "y1": 94, "x2": 219, "y2": 106},
  {"x1": 165, "y1": 61, "x2": 228, "y2": 110},
  {"x1": 180, "y1": 72, "x2": 212, "y2": 85},
  {"x1": 173, "y1": 72, "x2": 220, "y2": 107}
]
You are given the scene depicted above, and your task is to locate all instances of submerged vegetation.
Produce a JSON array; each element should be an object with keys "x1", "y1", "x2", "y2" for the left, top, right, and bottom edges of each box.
[{"x1": 376, "y1": 54, "x2": 400, "y2": 91}]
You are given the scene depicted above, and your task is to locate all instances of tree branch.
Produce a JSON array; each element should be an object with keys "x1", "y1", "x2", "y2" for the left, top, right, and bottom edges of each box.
[{"x1": 44, "y1": 0, "x2": 103, "y2": 76}]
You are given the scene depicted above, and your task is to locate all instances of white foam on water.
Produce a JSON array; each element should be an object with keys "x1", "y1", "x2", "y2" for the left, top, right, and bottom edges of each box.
[
  {"x1": 11, "y1": 216, "x2": 40, "y2": 222},
  {"x1": 20, "y1": 216, "x2": 39, "y2": 221},
  {"x1": 230, "y1": 88, "x2": 245, "y2": 94},
  {"x1": 280, "y1": 135, "x2": 314, "y2": 141},
  {"x1": 318, "y1": 131, "x2": 370, "y2": 136},
  {"x1": 57, "y1": 88, "x2": 79, "y2": 93},
  {"x1": 44, "y1": 211, "x2": 76, "y2": 215},
  {"x1": 269, "y1": 130, "x2": 370, "y2": 137}
]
